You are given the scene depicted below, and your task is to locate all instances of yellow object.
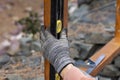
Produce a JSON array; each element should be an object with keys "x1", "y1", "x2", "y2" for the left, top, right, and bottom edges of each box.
[
  {"x1": 56, "y1": 20, "x2": 62, "y2": 33},
  {"x1": 55, "y1": 73, "x2": 60, "y2": 80}
]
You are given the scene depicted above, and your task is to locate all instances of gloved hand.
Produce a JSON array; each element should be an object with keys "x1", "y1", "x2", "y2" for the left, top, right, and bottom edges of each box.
[
  {"x1": 40, "y1": 27, "x2": 96, "y2": 80},
  {"x1": 40, "y1": 27, "x2": 74, "y2": 74}
]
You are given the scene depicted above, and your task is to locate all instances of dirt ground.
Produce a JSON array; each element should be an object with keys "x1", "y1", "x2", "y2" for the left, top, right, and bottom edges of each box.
[
  {"x1": 0, "y1": 0, "x2": 43, "y2": 42},
  {"x1": 0, "y1": 0, "x2": 44, "y2": 79}
]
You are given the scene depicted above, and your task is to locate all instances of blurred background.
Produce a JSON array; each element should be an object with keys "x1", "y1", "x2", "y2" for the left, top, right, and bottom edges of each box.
[{"x1": 0, "y1": 0, "x2": 119, "y2": 80}]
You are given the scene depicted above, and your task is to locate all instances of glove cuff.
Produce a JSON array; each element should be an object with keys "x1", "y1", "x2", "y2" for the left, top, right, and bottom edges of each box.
[{"x1": 56, "y1": 58, "x2": 74, "y2": 74}]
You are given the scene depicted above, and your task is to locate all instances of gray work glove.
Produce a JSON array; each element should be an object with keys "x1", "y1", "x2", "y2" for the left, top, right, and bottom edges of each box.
[{"x1": 40, "y1": 27, "x2": 74, "y2": 74}]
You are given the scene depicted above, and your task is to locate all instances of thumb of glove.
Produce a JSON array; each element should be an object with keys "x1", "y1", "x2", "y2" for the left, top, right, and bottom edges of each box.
[
  {"x1": 44, "y1": 30, "x2": 55, "y2": 39},
  {"x1": 40, "y1": 25, "x2": 55, "y2": 41}
]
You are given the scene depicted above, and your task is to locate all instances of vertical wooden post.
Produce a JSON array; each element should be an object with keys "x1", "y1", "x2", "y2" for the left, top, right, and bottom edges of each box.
[
  {"x1": 63, "y1": 0, "x2": 68, "y2": 28},
  {"x1": 44, "y1": 0, "x2": 51, "y2": 28},
  {"x1": 115, "y1": 0, "x2": 120, "y2": 38},
  {"x1": 44, "y1": 0, "x2": 51, "y2": 80}
]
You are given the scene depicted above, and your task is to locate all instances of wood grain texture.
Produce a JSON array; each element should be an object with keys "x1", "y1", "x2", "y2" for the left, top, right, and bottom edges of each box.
[
  {"x1": 90, "y1": 38, "x2": 120, "y2": 76},
  {"x1": 115, "y1": 0, "x2": 120, "y2": 38},
  {"x1": 44, "y1": 0, "x2": 51, "y2": 80},
  {"x1": 44, "y1": 0, "x2": 51, "y2": 28},
  {"x1": 63, "y1": 0, "x2": 68, "y2": 28}
]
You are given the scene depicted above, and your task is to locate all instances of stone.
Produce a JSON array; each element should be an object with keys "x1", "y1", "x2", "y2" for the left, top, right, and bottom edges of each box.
[
  {"x1": 6, "y1": 74, "x2": 24, "y2": 80},
  {"x1": 98, "y1": 76, "x2": 111, "y2": 80},
  {"x1": 16, "y1": 49, "x2": 32, "y2": 57},
  {"x1": 80, "y1": 15, "x2": 95, "y2": 23},
  {"x1": 69, "y1": 47, "x2": 80, "y2": 59},
  {"x1": 30, "y1": 40, "x2": 41, "y2": 51},
  {"x1": 84, "y1": 32, "x2": 113, "y2": 44},
  {"x1": 0, "y1": 54, "x2": 10, "y2": 68},
  {"x1": 102, "y1": 33, "x2": 114, "y2": 42},
  {"x1": 68, "y1": 2, "x2": 78, "y2": 16},
  {"x1": 69, "y1": 25, "x2": 78, "y2": 31},
  {"x1": 33, "y1": 77, "x2": 44, "y2": 80},
  {"x1": 20, "y1": 36, "x2": 32, "y2": 46},
  {"x1": 20, "y1": 44, "x2": 31, "y2": 52},
  {"x1": 79, "y1": 42, "x2": 94, "y2": 60},
  {"x1": 70, "y1": 41, "x2": 94, "y2": 60},
  {"x1": 7, "y1": 40, "x2": 20, "y2": 56},
  {"x1": 0, "y1": 48, "x2": 7, "y2": 55},
  {"x1": 118, "y1": 52, "x2": 120, "y2": 56},
  {"x1": 74, "y1": 59, "x2": 87, "y2": 67},
  {"x1": 28, "y1": 56, "x2": 41, "y2": 68},
  {"x1": 68, "y1": 36, "x2": 75, "y2": 42},
  {"x1": 21, "y1": 56, "x2": 28, "y2": 65},
  {"x1": 19, "y1": 55, "x2": 41, "y2": 69},
  {"x1": 70, "y1": 41, "x2": 82, "y2": 52},
  {"x1": 75, "y1": 33, "x2": 85, "y2": 40},
  {"x1": 87, "y1": 44, "x2": 104, "y2": 58},
  {"x1": 111, "y1": 77, "x2": 120, "y2": 80},
  {"x1": 82, "y1": 11, "x2": 115, "y2": 25},
  {"x1": 77, "y1": 0, "x2": 93, "y2": 7},
  {"x1": 24, "y1": 78, "x2": 33, "y2": 80},
  {"x1": 114, "y1": 56, "x2": 120, "y2": 68},
  {"x1": 100, "y1": 65, "x2": 120, "y2": 77},
  {"x1": 10, "y1": 56, "x2": 21, "y2": 64},
  {"x1": 0, "y1": 40, "x2": 11, "y2": 49},
  {"x1": 25, "y1": 7, "x2": 33, "y2": 12},
  {"x1": 70, "y1": 4, "x2": 89, "y2": 21},
  {"x1": 6, "y1": 4, "x2": 13, "y2": 10},
  {"x1": 119, "y1": 77, "x2": 120, "y2": 80},
  {"x1": 104, "y1": 26, "x2": 115, "y2": 33},
  {"x1": 12, "y1": 16, "x2": 20, "y2": 21}
]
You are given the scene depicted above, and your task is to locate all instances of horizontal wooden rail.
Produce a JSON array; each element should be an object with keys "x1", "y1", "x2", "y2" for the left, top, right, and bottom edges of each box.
[{"x1": 80, "y1": 38, "x2": 120, "y2": 76}]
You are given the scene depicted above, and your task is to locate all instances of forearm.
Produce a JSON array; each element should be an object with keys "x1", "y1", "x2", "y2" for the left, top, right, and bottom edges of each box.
[{"x1": 60, "y1": 64, "x2": 96, "y2": 80}]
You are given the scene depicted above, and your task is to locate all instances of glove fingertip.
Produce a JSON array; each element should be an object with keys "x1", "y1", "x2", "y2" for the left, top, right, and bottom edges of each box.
[{"x1": 60, "y1": 29, "x2": 67, "y2": 39}]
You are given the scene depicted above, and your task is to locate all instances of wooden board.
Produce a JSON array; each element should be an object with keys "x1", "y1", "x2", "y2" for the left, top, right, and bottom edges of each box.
[
  {"x1": 80, "y1": 38, "x2": 120, "y2": 76},
  {"x1": 115, "y1": 0, "x2": 120, "y2": 37},
  {"x1": 44, "y1": 0, "x2": 51, "y2": 80}
]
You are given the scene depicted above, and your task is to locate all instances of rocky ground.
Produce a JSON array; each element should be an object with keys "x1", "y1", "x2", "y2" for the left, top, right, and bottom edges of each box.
[
  {"x1": 0, "y1": 0, "x2": 120, "y2": 80},
  {"x1": 0, "y1": 0, "x2": 44, "y2": 80}
]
